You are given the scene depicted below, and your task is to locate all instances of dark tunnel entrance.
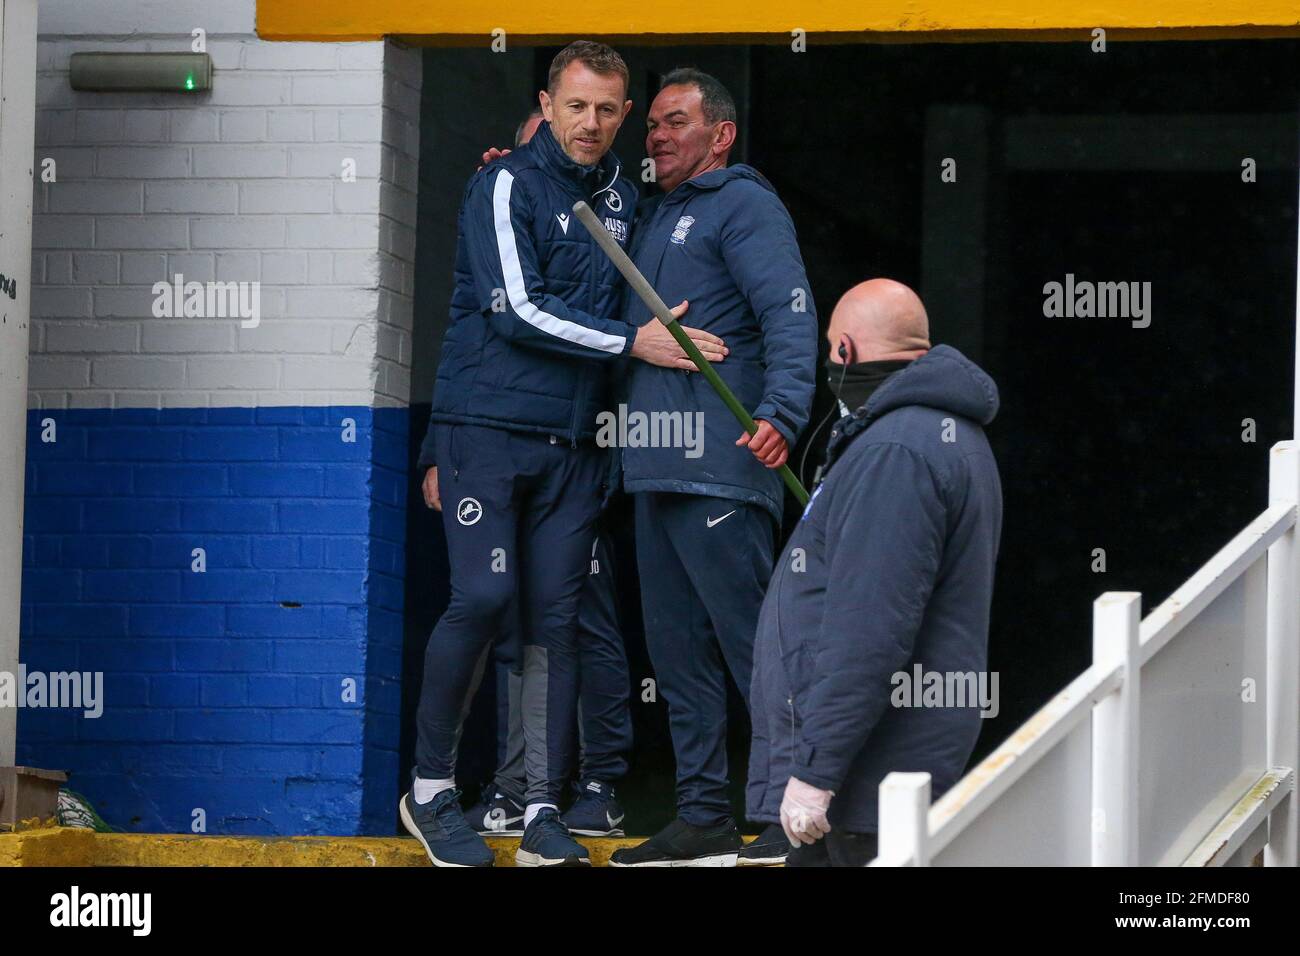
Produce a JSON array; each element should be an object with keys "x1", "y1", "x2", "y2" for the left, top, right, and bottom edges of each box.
[{"x1": 399, "y1": 38, "x2": 1300, "y2": 834}]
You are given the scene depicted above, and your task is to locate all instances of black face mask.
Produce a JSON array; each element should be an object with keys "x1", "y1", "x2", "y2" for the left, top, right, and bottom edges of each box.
[{"x1": 824, "y1": 359, "x2": 911, "y2": 413}]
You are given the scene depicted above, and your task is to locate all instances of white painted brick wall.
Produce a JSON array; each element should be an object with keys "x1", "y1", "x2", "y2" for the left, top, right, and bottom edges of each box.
[
  {"x1": 374, "y1": 42, "x2": 422, "y2": 407},
  {"x1": 29, "y1": 2, "x2": 422, "y2": 411}
]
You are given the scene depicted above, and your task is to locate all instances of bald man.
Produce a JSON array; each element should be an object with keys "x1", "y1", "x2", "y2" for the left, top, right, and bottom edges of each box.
[{"x1": 745, "y1": 280, "x2": 1003, "y2": 866}]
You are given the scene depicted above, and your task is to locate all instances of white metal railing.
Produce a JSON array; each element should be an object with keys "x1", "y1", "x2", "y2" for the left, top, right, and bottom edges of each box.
[{"x1": 871, "y1": 440, "x2": 1300, "y2": 867}]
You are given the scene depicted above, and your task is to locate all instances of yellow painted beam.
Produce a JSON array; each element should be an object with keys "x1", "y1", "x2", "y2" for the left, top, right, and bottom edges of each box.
[{"x1": 256, "y1": 0, "x2": 1300, "y2": 41}]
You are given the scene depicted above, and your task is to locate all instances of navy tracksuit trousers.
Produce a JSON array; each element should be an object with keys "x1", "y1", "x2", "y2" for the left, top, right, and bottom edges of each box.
[
  {"x1": 414, "y1": 423, "x2": 604, "y2": 805},
  {"x1": 488, "y1": 529, "x2": 632, "y2": 802},
  {"x1": 634, "y1": 491, "x2": 776, "y2": 827}
]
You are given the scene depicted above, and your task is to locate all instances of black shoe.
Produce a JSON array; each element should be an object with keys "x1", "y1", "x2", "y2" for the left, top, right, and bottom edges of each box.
[
  {"x1": 608, "y1": 817, "x2": 742, "y2": 867},
  {"x1": 737, "y1": 823, "x2": 791, "y2": 866}
]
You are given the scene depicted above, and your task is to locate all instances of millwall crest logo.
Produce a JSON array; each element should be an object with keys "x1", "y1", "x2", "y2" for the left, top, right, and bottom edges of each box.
[
  {"x1": 456, "y1": 497, "x2": 483, "y2": 526},
  {"x1": 670, "y1": 215, "x2": 696, "y2": 245},
  {"x1": 604, "y1": 189, "x2": 623, "y2": 212}
]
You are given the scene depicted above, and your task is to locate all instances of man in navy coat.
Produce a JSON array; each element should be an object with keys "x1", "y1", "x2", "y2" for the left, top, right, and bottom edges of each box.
[
  {"x1": 609, "y1": 69, "x2": 818, "y2": 867},
  {"x1": 746, "y1": 279, "x2": 1004, "y2": 867}
]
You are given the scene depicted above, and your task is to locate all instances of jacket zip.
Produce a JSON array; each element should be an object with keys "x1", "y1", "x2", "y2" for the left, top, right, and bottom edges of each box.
[
  {"x1": 768, "y1": 556, "x2": 800, "y2": 774},
  {"x1": 568, "y1": 176, "x2": 600, "y2": 448},
  {"x1": 574, "y1": 165, "x2": 625, "y2": 448}
]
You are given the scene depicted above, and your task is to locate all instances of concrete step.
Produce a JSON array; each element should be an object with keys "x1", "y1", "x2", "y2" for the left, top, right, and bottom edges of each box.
[{"x1": 0, "y1": 827, "x2": 765, "y2": 867}]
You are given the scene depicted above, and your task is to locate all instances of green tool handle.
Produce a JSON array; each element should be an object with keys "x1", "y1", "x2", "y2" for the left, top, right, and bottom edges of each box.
[{"x1": 573, "y1": 200, "x2": 810, "y2": 506}]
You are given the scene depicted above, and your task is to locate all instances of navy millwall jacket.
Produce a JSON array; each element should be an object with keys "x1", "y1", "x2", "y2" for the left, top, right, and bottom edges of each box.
[
  {"x1": 619, "y1": 166, "x2": 817, "y2": 521},
  {"x1": 417, "y1": 121, "x2": 640, "y2": 467},
  {"x1": 746, "y1": 346, "x2": 1003, "y2": 832}
]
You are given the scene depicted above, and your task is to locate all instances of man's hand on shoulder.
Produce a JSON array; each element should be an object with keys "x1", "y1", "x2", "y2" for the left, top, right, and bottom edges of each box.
[
  {"x1": 477, "y1": 146, "x2": 511, "y2": 171},
  {"x1": 736, "y1": 419, "x2": 789, "y2": 469}
]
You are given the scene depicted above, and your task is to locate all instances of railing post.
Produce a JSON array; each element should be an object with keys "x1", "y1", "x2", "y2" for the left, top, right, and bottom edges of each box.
[
  {"x1": 1266, "y1": 440, "x2": 1299, "y2": 867},
  {"x1": 876, "y1": 771, "x2": 931, "y2": 866},
  {"x1": 1091, "y1": 592, "x2": 1141, "y2": 866}
]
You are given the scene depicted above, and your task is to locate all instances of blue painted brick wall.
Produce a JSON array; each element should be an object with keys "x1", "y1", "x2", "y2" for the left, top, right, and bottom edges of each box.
[{"x1": 17, "y1": 405, "x2": 409, "y2": 835}]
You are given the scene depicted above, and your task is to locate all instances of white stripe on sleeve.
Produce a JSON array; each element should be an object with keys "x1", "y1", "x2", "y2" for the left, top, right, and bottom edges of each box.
[{"x1": 492, "y1": 170, "x2": 626, "y2": 354}]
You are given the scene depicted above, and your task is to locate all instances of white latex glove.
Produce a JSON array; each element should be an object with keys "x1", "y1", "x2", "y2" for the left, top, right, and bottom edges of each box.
[{"x1": 780, "y1": 776, "x2": 834, "y2": 846}]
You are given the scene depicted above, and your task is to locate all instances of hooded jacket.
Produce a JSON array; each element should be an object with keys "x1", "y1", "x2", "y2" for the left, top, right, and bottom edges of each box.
[
  {"x1": 746, "y1": 345, "x2": 1003, "y2": 832},
  {"x1": 618, "y1": 165, "x2": 817, "y2": 520},
  {"x1": 419, "y1": 121, "x2": 640, "y2": 462}
]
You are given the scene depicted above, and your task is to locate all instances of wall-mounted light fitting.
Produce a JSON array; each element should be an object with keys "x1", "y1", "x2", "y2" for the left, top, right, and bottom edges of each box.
[{"x1": 70, "y1": 52, "x2": 212, "y2": 93}]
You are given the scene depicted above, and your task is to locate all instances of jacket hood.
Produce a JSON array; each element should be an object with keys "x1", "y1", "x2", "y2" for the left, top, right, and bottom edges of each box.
[
  {"x1": 528, "y1": 119, "x2": 624, "y2": 193},
  {"x1": 862, "y1": 344, "x2": 999, "y2": 426},
  {"x1": 663, "y1": 163, "x2": 776, "y2": 200},
  {"x1": 822, "y1": 345, "x2": 999, "y2": 484}
]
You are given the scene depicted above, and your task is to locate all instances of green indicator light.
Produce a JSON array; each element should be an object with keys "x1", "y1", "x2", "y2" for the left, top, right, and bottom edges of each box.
[{"x1": 185, "y1": 74, "x2": 194, "y2": 91}]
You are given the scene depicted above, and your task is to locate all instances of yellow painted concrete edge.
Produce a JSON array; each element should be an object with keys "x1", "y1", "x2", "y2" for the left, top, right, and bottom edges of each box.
[
  {"x1": 1, "y1": 828, "x2": 758, "y2": 866},
  {"x1": 0, "y1": 828, "x2": 98, "y2": 867},
  {"x1": 256, "y1": 0, "x2": 1300, "y2": 41}
]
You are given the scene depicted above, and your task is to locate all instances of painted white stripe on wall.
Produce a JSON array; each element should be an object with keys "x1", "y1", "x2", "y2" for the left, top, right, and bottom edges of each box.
[
  {"x1": 27, "y1": 26, "x2": 420, "y2": 410},
  {"x1": 492, "y1": 170, "x2": 625, "y2": 355}
]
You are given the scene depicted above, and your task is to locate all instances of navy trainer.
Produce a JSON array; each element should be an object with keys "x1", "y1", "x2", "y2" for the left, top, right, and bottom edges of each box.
[
  {"x1": 560, "y1": 779, "x2": 625, "y2": 837},
  {"x1": 465, "y1": 784, "x2": 526, "y2": 837},
  {"x1": 515, "y1": 807, "x2": 591, "y2": 867},
  {"x1": 399, "y1": 789, "x2": 495, "y2": 867}
]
